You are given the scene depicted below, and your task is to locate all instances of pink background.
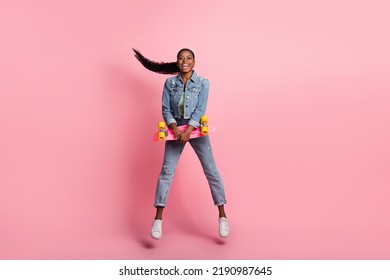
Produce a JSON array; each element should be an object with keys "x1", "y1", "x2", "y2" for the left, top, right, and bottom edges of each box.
[{"x1": 1, "y1": 0, "x2": 389, "y2": 259}]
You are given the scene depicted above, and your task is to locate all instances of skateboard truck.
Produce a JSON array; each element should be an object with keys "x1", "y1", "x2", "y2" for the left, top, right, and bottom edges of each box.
[
  {"x1": 200, "y1": 116, "x2": 208, "y2": 135},
  {"x1": 157, "y1": 121, "x2": 168, "y2": 141}
]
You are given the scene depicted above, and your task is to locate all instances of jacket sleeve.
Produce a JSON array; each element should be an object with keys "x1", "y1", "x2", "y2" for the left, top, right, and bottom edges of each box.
[
  {"x1": 161, "y1": 79, "x2": 177, "y2": 126},
  {"x1": 188, "y1": 78, "x2": 209, "y2": 128}
]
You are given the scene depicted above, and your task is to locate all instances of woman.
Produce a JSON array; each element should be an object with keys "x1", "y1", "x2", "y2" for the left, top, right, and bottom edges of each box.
[{"x1": 133, "y1": 48, "x2": 229, "y2": 239}]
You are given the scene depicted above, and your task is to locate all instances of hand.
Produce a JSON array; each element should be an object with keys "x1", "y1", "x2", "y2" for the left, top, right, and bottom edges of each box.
[
  {"x1": 179, "y1": 131, "x2": 191, "y2": 143},
  {"x1": 173, "y1": 127, "x2": 182, "y2": 140},
  {"x1": 178, "y1": 125, "x2": 195, "y2": 144},
  {"x1": 169, "y1": 124, "x2": 182, "y2": 140}
]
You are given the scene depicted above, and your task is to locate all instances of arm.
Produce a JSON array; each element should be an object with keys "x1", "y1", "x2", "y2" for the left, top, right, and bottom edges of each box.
[
  {"x1": 168, "y1": 122, "x2": 183, "y2": 140},
  {"x1": 162, "y1": 79, "x2": 177, "y2": 127},
  {"x1": 188, "y1": 78, "x2": 210, "y2": 128},
  {"x1": 180, "y1": 79, "x2": 209, "y2": 143}
]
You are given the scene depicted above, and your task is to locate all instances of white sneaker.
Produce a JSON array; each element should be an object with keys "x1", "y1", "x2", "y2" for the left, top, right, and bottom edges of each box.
[
  {"x1": 218, "y1": 217, "x2": 229, "y2": 238},
  {"x1": 151, "y1": 219, "x2": 162, "y2": 239}
]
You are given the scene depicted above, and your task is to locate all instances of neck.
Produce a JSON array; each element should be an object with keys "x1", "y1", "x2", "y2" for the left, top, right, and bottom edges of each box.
[{"x1": 180, "y1": 71, "x2": 193, "y2": 83}]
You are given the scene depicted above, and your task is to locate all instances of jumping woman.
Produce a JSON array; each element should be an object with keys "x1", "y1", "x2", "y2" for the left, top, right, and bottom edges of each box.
[{"x1": 133, "y1": 48, "x2": 229, "y2": 239}]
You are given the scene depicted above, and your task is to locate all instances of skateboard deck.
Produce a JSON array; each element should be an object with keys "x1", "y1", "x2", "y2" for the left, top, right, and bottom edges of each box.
[{"x1": 153, "y1": 124, "x2": 216, "y2": 142}]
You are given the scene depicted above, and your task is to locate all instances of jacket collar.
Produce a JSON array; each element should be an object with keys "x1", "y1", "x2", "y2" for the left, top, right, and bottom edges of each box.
[{"x1": 177, "y1": 70, "x2": 198, "y2": 83}]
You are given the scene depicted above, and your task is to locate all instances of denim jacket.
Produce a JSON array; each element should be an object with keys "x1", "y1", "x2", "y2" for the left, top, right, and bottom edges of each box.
[{"x1": 162, "y1": 71, "x2": 210, "y2": 128}]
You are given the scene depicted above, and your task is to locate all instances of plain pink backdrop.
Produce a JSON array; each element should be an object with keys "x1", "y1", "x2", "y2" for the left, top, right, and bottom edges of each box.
[{"x1": 1, "y1": 0, "x2": 389, "y2": 259}]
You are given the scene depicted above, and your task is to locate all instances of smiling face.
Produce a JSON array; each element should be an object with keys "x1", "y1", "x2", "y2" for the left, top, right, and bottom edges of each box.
[{"x1": 177, "y1": 49, "x2": 195, "y2": 75}]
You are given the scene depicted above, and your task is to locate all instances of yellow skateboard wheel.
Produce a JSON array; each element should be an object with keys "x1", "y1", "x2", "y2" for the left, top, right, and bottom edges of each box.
[
  {"x1": 158, "y1": 121, "x2": 166, "y2": 130},
  {"x1": 158, "y1": 131, "x2": 166, "y2": 141}
]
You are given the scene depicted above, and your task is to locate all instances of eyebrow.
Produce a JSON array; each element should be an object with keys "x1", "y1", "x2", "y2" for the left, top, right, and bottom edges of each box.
[{"x1": 178, "y1": 55, "x2": 193, "y2": 59}]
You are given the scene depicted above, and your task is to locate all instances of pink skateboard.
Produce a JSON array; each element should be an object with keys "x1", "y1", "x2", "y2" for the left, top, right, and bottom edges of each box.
[{"x1": 153, "y1": 116, "x2": 215, "y2": 142}]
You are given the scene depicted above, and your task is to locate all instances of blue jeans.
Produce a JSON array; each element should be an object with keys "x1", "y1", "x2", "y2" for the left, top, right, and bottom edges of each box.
[{"x1": 154, "y1": 120, "x2": 226, "y2": 207}]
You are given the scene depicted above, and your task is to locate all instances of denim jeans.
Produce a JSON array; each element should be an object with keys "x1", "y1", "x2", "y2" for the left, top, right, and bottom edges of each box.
[{"x1": 154, "y1": 119, "x2": 226, "y2": 207}]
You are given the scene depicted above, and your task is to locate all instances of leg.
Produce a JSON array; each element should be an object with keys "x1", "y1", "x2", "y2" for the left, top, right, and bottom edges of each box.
[
  {"x1": 154, "y1": 140, "x2": 186, "y2": 208},
  {"x1": 218, "y1": 204, "x2": 227, "y2": 218},
  {"x1": 154, "y1": 206, "x2": 164, "y2": 220},
  {"x1": 189, "y1": 136, "x2": 229, "y2": 238},
  {"x1": 189, "y1": 136, "x2": 227, "y2": 206},
  {"x1": 151, "y1": 141, "x2": 186, "y2": 240}
]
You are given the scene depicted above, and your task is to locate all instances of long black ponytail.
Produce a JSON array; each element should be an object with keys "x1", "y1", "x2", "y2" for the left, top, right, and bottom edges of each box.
[{"x1": 132, "y1": 48, "x2": 195, "y2": 75}]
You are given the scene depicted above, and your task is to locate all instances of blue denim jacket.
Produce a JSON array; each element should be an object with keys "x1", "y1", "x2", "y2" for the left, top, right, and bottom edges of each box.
[{"x1": 162, "y1": 71, "x2": 209, "y2": 128}]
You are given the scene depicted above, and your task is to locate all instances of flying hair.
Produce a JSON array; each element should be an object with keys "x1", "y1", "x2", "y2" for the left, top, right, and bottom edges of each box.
[
  {"x1": 133, "y1": 48, "x2": 196, "y2": 75},
  {"x1": 133, "y1": 49, "x2": 179, "y2": 74}
]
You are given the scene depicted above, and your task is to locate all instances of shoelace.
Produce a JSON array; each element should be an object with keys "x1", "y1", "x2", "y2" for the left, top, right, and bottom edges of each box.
[
  {"x1": 219, "y1": 219, "x2": 228, "y2": 228},
  {"x1": 152, "y1": 221, "x2": 161, "y2": 232}
]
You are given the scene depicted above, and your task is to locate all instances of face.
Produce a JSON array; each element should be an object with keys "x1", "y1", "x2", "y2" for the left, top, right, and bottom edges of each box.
[{"x1": 177, "y1": 50, "x2": 195, "y2": 74}]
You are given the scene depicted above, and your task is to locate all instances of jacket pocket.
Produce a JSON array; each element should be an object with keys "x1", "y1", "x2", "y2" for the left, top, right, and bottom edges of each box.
[{"x1": 187, "y1": 86, "x2": 201, "y2": 93}]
